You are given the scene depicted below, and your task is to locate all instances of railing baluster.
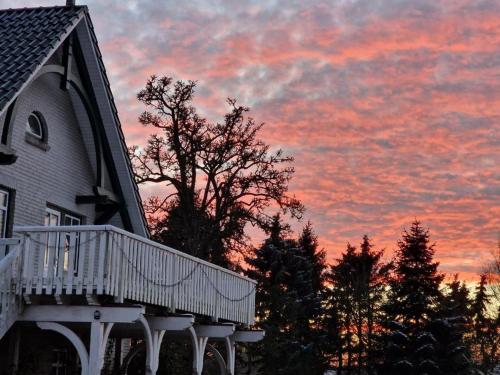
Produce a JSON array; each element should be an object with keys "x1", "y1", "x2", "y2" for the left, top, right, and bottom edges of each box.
[
  {"x1": 65, "y1": 231, "x2": 76, "y2": 293},
  {"x1": 131, "y1": 239, "x2": 138, "y2": 301},
  {"x1": 104, "y1": 231, "x2": 112, "y2": 295},
  {"x1": 35, "y1": 233, "x2": 45, "y2": 295},
  {"x1": 11, "y1": 225, "x2": 257, "y2": 325},
  {"x1": 122, "y1": 236, "x2": 130, "y2": 301},
  {"x1": 96, "y1": 231, "x2": 106, "y2": 295},
  {"x1": 145, "y1": 244, "x2": 151, "y2": 303},
  {"x1": 84, "y1": 231, "x2": 94, "y2": 294},
  {"x1": 74, "y1": 231, "x2": 85, "y2": 294},
  {"x1": 112, "y1": 233, "x2": 120, "y2": 299},
  {"x1": 23, "y1": 235, "x2": 32, "y2": 293}
]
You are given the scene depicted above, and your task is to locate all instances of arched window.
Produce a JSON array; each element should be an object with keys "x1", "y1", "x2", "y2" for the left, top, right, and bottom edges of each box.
[
  {"x1": 25, "y1": 111, "x2": 49, "y2": 150},
  {"x1": 26, "y1": 112, "x2": 44, "y2": 139}
]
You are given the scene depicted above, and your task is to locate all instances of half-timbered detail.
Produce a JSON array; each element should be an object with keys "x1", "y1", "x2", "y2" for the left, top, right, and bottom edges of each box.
[{"x1": 0, "y1": 3, "x2": 262, "y2": 374}]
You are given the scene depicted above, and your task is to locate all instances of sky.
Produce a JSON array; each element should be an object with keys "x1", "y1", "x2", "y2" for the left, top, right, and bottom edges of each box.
[{"x1": 4, "y1": 0, "x2": 499, "y2": 279}]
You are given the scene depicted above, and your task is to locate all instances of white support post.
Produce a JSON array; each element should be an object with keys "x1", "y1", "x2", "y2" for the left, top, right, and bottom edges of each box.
[
  {"x1": 188, "y1": 324, "x2": 235, "y2": 375},
  {"x1": 224, "y1": 336, "x2": 236, "y2": 375},
  {"x1": 146, "y1": 315, "x2": 195, "y2": 374},
  {"x1": 151, "y1": 329, "x2": 166, "y2": 373},
  {"x1": 88, "y1": 321, "x2": 114, "y2": 375},
  {"x1": 188, "y1": 326, "x2": 208, "y2": 375},
  {"x1": 137, "y1": 315, "x2": 155, "y2": 375}
]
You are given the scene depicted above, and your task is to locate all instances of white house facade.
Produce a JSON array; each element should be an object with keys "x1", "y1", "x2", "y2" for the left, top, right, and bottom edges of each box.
[{"x1": 0, "y1": 3, "x2": 262, "y2": 375}]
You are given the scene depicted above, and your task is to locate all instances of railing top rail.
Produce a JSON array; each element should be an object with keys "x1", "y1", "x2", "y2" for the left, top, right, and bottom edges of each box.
[
  {"x1": 0, "y1": 238, "x2": 21, "y2": 246},
  {"x1": 0, "y1": 246, "x2": 19, "y2": 274},
  {"x1": 13, "y1": 225, "x2": 257, "y2": 284}
]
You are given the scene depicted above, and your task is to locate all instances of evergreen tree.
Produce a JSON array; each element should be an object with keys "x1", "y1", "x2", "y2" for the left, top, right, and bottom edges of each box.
[
  {"x1": 385, "y1": 221, "x2": 444, "y2": 331},
  {"x1": 357, "y1": 236, "x2": 392, "y2": 374},
  {"x1": 441, "y1": 274, "x2": 473, "y2": 320},
  {"x1": 382, "y1": 221, "x2": 444, "y2": 374},
  {"x1": 326, "y1": 243, "x2": 357, "y2": 372},
  {"x1": 325, "y1": 236, "x2": 391, "y2": 374},
  {"x1": 245, "y1": 216, "x2": 328, "y2": 375},
  {"x1": 431, "y1": 275, "x2": 478, "y2": 375},
  {"x1": 295, "y1": 223, "x2": 328, "y2": 367},
  {"x1": 471, "y1": 274, "x2": 499, "y2": 371}
]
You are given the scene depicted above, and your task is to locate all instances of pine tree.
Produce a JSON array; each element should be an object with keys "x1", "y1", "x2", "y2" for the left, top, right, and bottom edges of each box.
[
  {"x1": 385, "y1": 221, "x2": 444, "y2": 331},
  {"x1": 295, "y1": 223, "x2": 328, "y2": 370},
  {"x1": 245, "y1": 216, "x2": 328, "y2": 375},
  {"x1": 298, "y1": 222, "x2": 326, "y2": 295},
  {"x1": 433, "y1": 275, "x2": 477, "y2": 375},
  {"x1": 382, "y1": 221, "x2": 444, "y2": 374},
  {"x1": 325, "y1": 236, "x2": 391, "y2": 374},
  {"x1": 471, "y1": 274, "x2": 497, "y2": 370},
  {"x1": 358, "y1": 236, "x2": 392, "y2": 374},
  {"x1": 326, "y1": 243, "x2": 357, "y2": 372}
]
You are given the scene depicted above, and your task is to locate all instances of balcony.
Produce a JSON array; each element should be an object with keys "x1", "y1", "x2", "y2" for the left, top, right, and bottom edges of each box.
[{"x1": 10, "y1": 225, "x2": 256, "y2": 325}]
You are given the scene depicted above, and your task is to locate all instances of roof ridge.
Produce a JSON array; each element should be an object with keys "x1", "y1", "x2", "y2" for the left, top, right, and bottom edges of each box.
[{"x1": 0, "y1": 5, "x2": 87, "y2": 13}]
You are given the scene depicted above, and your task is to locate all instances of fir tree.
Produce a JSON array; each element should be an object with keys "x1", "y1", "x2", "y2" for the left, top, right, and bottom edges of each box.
[
  {"x1": 325, "y1": 236, "x2": 391, "y2": 374},
  {"x1": 245, "y1": 216, "x2": 328, "y2": 375},
  {"x1": 385, "y1": 221, "x2": 444, "y2": 332},
  {"x1": 432, "y1": 275, "x2": 478, "y2": 375},
  {"x1": 471, "y1": 274, "x2": 499, "y2": 370},
  {"x1": 382, "y1": 221, "x2": 444, "y2": 374}
]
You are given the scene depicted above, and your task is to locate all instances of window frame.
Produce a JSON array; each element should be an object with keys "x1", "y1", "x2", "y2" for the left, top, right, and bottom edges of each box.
[
  {"x1": 44, "y1": 205, "x2": 84, "y2": 276},
  {"x1": 0, "y1": 188, "x2": 9, "y2": 238},
  {"x1": 26, "y1": 112, "x2": 43, "y2": 139},
  {"x1": 25, "y1": 111, "x2": 50, "y2": 151},
  {"x1": 0, "y1": 186, "x2": 14, "y2": 238}
]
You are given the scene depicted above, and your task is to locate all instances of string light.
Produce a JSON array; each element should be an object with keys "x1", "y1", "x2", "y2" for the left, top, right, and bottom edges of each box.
[{"x1": 19, "y1": 232, "x2": 256, "y2": 302}]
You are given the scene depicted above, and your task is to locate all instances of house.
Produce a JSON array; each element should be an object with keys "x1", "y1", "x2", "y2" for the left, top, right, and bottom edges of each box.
[{"x1": 0, "y1": 2, "x2": 262, "y2": 374}]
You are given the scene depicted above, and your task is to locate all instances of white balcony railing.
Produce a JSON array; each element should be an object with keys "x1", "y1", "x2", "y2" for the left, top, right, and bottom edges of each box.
[
  {"x1": 13, "y1": 225, "x2": 256, "y2": 325},
  {"x1": 0, "y1": 238, "x2": 23, "y2": 338}
]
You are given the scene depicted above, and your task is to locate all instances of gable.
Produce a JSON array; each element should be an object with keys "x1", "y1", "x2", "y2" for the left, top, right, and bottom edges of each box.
[
  {"x1": 0, "y1": 5, "x2": 148, "y2": 237},
  {"x1": 0, "y1": 70, "x2": 98, "y2": 227}
]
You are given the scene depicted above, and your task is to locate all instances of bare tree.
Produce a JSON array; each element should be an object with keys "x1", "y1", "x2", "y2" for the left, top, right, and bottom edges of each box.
[
  {"x1": 486, "y1": 241, "x2": 500, "y2": 305},
  {"x1": 129, "y1": 76, "x2": 303, "y2": 266}
]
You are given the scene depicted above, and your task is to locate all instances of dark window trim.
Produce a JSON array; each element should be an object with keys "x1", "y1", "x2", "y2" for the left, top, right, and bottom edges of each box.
[{"x1": 0, "y1": 185, "x2": 15, "y2": 238}]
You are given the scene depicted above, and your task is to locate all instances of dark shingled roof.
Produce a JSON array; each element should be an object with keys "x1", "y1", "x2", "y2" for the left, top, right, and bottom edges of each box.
[
  {"x1": 0, "y1": 5, "x2": 148, "y2": 236},
  {"x1": 0, "y1": 6, "x2": 85, "y2": 111}
]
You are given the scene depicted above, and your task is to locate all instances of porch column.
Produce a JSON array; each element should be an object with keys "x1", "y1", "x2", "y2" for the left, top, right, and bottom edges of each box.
[
  {"x1": 88, "y1": 321, "x2": 114, "y2": 375},
  {"x1": 189, "y1": 323, "x2": 235, "y2": 375},
  {"x1": 224, "y1": 336, "x2": 236, "y2": 375},
  {"x1": 146, "y1": 314, "x2": 194, "y2": 374},
  {"x1": 137, "y1": 315, "x2": 154, "y2": 375}
]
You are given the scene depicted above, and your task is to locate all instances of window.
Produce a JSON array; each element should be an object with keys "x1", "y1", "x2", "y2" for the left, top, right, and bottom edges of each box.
[
  {"x1": 26, "y1": 112, "x2": 44, "y2": 139},
  {"x1": 43, "y1": 207, "x2": 82, "y2": 278},
  {"x1": 25, "y1": 111, "x2": 49, "y2": 150},
  {"x1": 0, "y1": 189, "x2": 8, "y2": 238}
]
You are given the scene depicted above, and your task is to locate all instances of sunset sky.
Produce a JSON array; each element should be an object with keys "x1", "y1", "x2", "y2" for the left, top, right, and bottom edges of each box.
[{"x1": 4, "y1": 0, "x2": 499, "y2": 278}]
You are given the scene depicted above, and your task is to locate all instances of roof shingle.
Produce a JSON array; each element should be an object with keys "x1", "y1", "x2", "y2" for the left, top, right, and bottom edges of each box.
[{"x1": 0, "y1": 6, "x2": 84, "y2": 111}]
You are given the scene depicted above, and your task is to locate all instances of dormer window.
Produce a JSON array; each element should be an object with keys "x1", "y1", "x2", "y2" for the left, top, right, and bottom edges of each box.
[
  {"x1": 25, "y1": 111, "x2": 49, "y2": 151},
  {"x1": 26, "y1": 112, "x2": 44, "y2": 139}
]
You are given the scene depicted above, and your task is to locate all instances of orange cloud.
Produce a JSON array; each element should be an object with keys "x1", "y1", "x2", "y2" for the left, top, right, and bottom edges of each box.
[{"x1": 74, "y1": 0, "x2": 500, "y2": 280}]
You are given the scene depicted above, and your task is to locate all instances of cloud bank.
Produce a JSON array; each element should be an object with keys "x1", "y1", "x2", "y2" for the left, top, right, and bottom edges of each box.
[{"x1": 4, "y1": 0, "x2": 499, "y2": 278}]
